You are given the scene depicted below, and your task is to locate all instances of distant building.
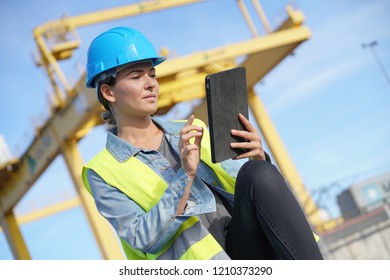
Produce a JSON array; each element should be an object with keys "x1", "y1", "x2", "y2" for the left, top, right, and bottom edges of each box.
[
  {"x1": 337, "y1": 171, "x2": 390, "y2": 220},
  {"x1": 0, "y1": 134, "x2": 12, "y2": 165}
]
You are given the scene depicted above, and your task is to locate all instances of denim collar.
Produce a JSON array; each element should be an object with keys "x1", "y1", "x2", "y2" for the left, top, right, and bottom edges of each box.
[{"x1": 106, "y1": 118, "x2": 183, "y2": 163}]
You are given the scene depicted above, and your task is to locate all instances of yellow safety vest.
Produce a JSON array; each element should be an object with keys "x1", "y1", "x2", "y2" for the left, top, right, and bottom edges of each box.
[{"x1": 82, "y1": 119, "x2": 236, "y2": 260}]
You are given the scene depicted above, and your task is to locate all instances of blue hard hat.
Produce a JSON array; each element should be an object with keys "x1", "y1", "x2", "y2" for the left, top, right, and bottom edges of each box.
[{"x1": 86, "y1": 27, "x2": 166, "y2": 88}]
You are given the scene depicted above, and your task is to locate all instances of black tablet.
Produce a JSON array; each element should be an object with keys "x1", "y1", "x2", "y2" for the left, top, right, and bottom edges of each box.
[{"x1": 205, "y1": 67, "x2": 249, "y2": 163}]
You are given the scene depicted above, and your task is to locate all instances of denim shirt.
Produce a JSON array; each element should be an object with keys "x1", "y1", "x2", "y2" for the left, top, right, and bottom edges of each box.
[{"x1": 87, "y1": 118, "x2": 242, "y2": 255}]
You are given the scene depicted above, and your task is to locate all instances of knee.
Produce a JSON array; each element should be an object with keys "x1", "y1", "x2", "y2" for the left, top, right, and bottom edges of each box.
[
  {"x1": 236, "y1": 160, "x2": 286, "y2": 195},
  {"x1": 238, "y1": 160, "x2": 281, "y2": 183}
]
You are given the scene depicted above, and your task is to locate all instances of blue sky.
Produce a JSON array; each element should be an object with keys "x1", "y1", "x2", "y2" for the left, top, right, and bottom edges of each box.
[{"x1": 0, "y1": 0, "x2": 389, "y2": 259}]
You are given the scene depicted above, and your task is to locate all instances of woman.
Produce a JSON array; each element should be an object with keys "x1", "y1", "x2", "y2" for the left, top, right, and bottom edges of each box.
[{"x1": 82, "y1": 26, "x2": 323, "y2": 260}]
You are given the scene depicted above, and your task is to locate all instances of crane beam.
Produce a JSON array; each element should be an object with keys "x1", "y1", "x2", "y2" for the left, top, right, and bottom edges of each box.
[{"x1": 34, "y1": 0, "x2": 204, "y2": 33}]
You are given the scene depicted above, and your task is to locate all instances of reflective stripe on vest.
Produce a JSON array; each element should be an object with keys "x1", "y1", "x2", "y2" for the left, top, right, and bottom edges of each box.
[{"x1": 82, "y1": 119, "x2": 235, "y2": 260}]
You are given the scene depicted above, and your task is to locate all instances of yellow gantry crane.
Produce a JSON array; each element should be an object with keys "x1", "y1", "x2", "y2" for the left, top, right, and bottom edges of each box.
[{"x1": 0, "y1": 0, "x2": 323, "y2": 259}]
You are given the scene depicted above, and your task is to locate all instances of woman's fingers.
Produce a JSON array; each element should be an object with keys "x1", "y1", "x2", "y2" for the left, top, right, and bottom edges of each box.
[
  {"x1": 230, "y1": 113, "x2": 265, "y2": 160},
  {"x1": 181, "y1": 115, "x2": 203, "y2": 145},
  {"x1": 181, "y1": 130, "x2": 203, "y2": 143},
  {"x1": 179, "y1": 115, "x2": 203, "y2": 177},
  {"x1": 238, "y1": 113, "x2": 256, "y2": 133}
]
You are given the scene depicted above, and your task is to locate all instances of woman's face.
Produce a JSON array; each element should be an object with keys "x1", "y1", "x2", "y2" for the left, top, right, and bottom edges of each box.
[{"x1": 109, "y1": 60, "x2": 159, "y2": 118}]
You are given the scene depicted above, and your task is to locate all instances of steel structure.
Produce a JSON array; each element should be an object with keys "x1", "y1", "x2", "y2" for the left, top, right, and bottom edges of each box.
[{"x1": 0, "y1": 0, "x2": 321, "y2": 259}]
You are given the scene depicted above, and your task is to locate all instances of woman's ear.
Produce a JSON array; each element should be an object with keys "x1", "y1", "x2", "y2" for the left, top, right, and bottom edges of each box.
[{"x1": 100, "y1": 84, "x2": 115, "y2": 103}]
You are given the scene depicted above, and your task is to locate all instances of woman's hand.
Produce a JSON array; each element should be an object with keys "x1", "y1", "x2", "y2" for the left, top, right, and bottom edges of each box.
[
  {"x1": 230, "y1": 113, "x2": 266, "y2": 161},
  {"x1": 179, "y1": 115, "x2": 203, "y2": 178}
]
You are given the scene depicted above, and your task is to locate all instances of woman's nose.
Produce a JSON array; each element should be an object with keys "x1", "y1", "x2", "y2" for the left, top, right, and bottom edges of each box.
[{"x1": 144, "y1": 75, "x2": 157, "y2": 89}]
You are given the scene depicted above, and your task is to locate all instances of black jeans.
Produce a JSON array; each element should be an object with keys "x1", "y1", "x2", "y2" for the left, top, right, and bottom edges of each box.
[{"x1": 225, "y1": 160, "x2": 323, "y2": 260}]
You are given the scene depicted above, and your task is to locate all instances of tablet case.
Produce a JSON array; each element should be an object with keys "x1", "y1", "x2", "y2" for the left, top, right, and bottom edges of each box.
[{"x1": 205, "y1": 67, "x2": 249, "y2": 163}]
